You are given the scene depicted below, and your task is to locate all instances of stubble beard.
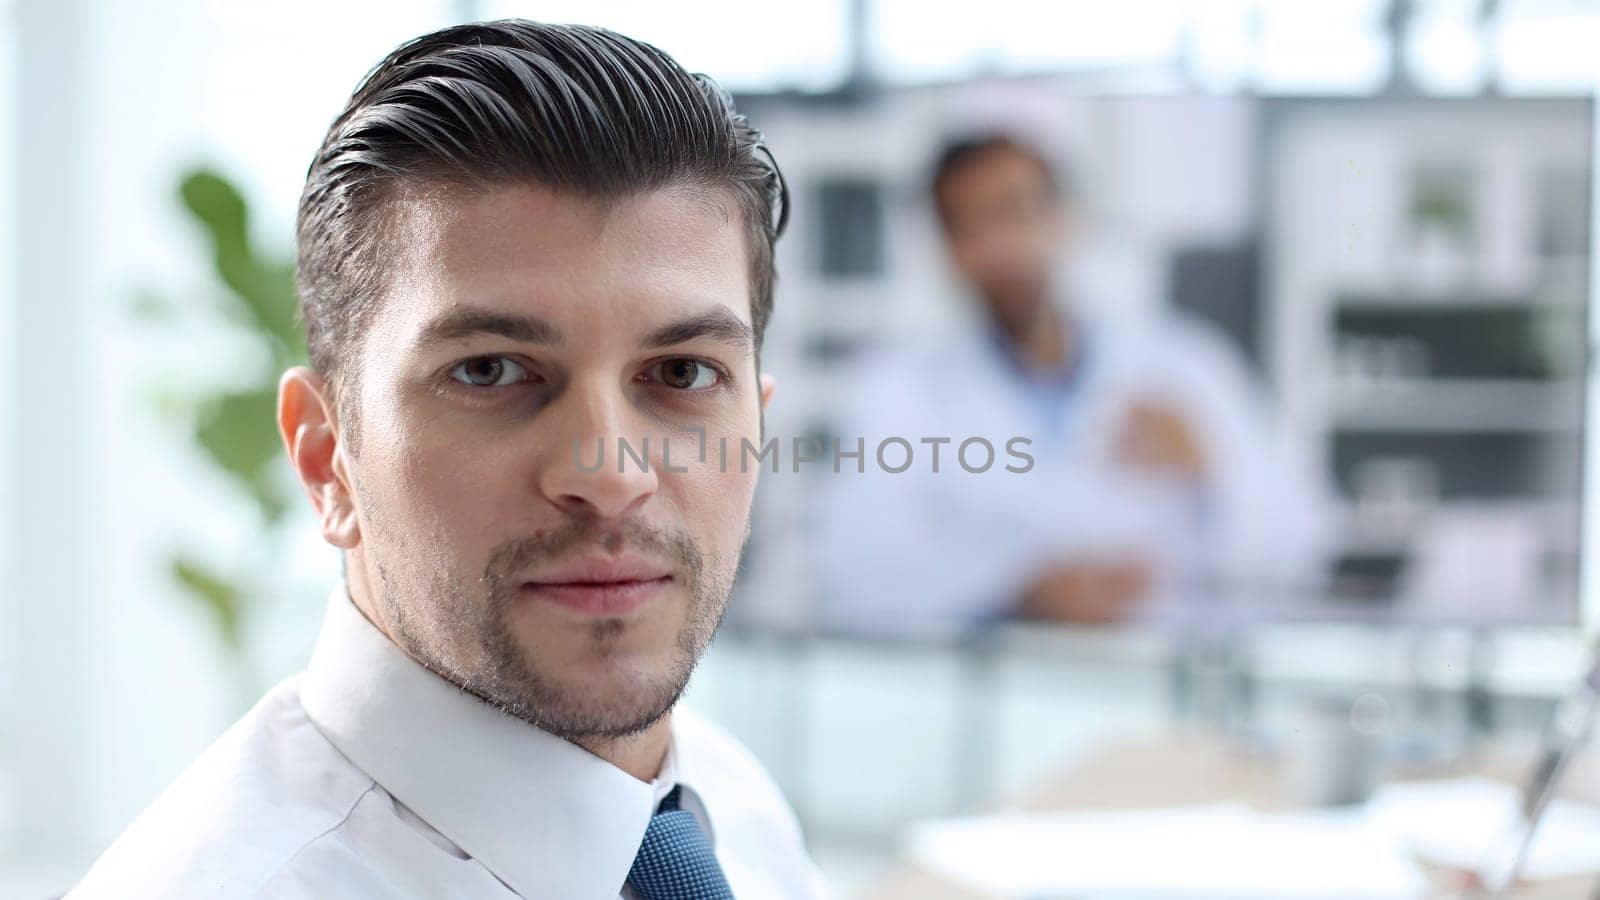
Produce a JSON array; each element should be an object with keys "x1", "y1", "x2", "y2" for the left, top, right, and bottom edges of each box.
[{"x1": 370, "y1": 513, "x2": 742, "y2": 743}]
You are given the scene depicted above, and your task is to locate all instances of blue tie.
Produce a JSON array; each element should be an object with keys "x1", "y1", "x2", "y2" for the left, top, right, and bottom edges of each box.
[{"x1": 626, "y1": 785, "x2": 734, "y2": 899}]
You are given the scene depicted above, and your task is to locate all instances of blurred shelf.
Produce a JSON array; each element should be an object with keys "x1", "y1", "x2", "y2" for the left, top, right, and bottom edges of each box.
[
  {"x1": 1335, "y1": 498, "x2": 1582, "y2": 555},
  {"x1": 1334, "y1": 282, "x2": 1585, "y2": 311},
  {"x1": 1329, "y1": 379, "x2": 1583, "y2": 433}
]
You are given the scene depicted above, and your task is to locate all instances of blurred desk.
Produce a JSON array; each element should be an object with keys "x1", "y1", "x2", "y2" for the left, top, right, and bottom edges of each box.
[{"x1": 863, "y1": 731, "x2": 1597, "y2": 900}]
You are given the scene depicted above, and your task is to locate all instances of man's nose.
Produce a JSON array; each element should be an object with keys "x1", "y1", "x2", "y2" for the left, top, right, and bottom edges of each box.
[{"x1": 535, "y1": 379, "x2": 660, "y2": 520}]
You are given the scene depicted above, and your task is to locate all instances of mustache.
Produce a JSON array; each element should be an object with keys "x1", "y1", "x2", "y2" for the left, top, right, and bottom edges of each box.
[{"x1": 482, "y1": 516, "x2": 703, "y2": 588}]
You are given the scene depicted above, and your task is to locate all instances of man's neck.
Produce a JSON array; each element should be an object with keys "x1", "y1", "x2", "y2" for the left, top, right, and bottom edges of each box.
[
  {"x1": 576, "y1": 716, "x2": 673, "y2": 783},
  {"x1": 996, "y1": 298, "x2": 1071, "y2": 373}
]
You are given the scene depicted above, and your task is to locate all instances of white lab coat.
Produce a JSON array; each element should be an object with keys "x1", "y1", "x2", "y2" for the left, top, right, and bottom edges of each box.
[{"x1": 813, "y1": 309, "x2": 1331, "y2": 637}]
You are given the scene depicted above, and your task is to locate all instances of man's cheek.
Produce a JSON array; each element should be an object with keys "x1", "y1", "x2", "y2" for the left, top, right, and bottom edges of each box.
[
  {"x1": 704, "y1": 476, "x2": 757, "y2": 544},
  {"x1": 375, "y1": 445, "x2": 487, "y2": 543}
]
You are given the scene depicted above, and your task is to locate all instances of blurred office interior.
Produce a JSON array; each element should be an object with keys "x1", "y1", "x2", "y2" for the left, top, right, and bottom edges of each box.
[{"x1": 9, "y1": 1, "x2": 1600, "y2": 897}]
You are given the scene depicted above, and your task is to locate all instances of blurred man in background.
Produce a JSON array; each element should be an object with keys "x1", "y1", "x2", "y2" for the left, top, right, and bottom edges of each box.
[{"x1": 817, "y1": 133, "x2": 1330, "y2": 636}]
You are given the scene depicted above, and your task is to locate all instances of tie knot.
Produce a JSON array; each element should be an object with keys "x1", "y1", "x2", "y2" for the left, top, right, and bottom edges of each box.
[
  {"x1": 627, "y1": 785, "x2": 733, "y2": 900},
  {"x1": 657, "y1": 784, "x2": 683, "y2": 813}
]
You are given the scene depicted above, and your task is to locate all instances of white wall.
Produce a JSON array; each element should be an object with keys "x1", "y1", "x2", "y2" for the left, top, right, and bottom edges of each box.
[{"x1": 2, "y1": 1, "x2": 452, "y2": 883}]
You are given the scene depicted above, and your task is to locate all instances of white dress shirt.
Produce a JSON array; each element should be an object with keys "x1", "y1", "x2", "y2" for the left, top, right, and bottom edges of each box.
[{"x1": 68, "y1": 587, "x2": 833, "y2": 899}]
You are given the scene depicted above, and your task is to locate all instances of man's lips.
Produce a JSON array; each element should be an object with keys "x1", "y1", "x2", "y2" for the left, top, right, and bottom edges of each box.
[
  {"x1": 533, "y1": 556, "x2": 673, "y2": 584},
  {"x1": 520, "y1": 555, "x2": 675, "y2": 617},
  {"x1": 520, "y1": 577, "x2": 673, "y2": 616}
]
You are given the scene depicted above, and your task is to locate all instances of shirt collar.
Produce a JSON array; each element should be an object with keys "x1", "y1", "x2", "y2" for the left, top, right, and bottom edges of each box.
[
  {"x1": 983, "y1": 302, "x2": 1087, "y2": 390},
  {"x1": 300, "y1": 585, "x2": 660, "y2": 899},
  {"x1": 658, "y1": 706, "x2": 722, "y2": 844},
  {"x1": 649, "y1": 739, "x2": 679, "y2": 808}
]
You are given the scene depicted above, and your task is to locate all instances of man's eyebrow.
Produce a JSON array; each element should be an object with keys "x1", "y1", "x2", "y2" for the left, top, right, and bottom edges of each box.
[
  {"x1": 642, "y1": 308, "x2": 755, "y2": 354},
  {"x1": 413, "y1": 308, "x2": 563, "y2": 349}
]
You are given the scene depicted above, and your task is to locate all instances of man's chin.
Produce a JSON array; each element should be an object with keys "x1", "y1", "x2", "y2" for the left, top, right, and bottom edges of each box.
[
  {"x1": 486, "y1": 585, "x2": 713, "y2": 738},
  {"x1": 499, "y1": 631, "x2": 689, "y2": 720},
  {"x1": 517, "y1": 665, "x2": 686, "y2": 741},
  {"x1": 509, "y1": 603, "x2": 681, "y2": 659}
]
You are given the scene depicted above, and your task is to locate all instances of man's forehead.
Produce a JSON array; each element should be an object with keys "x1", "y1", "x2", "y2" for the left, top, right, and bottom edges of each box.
[
  {"x1": 391, "y1": 180, "x2": 745, "y2": 266},
  {"x1": 377, "y1": 180, "x2": 755, "y2": 338}
]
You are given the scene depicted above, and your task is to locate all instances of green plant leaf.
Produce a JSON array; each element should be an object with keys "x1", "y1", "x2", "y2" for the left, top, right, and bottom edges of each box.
[
  {"x1": 179, "y1": 170, "x2": 249, "y2": 245},
  {"x1": 193, "y1": 387, "x2": 288, "y2": 519},
  {"x1": 171, "y1": 554, "x2": 245, "y2": 655},
  {"x1": 145, "y1": 167, "x2": 309, "y2": 664},
  {"x1": 178, "y1": 169, "x2": 305, "y2": 360}
]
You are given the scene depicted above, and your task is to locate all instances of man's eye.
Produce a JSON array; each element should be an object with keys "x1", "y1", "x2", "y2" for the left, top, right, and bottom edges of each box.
[
  {"x1": 652, "y1": 358, "x2": 720, "y2": 391},
  {"x1": 449, "y1": 356, "x2": 529, "y2": 387}
]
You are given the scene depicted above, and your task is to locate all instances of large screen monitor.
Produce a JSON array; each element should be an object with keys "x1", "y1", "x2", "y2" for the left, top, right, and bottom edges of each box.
[{"x1": 729, "y1": 85, "x2": 1591, "y2": 633}]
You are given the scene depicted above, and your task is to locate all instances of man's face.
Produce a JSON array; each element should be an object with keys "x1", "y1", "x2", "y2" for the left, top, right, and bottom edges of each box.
[
  {"x1": 938, "y1": 147, "x2": 1068, "y2": 326},
  {"x1": 335, "y1": 182, "x2": 767, "y2": 742}
]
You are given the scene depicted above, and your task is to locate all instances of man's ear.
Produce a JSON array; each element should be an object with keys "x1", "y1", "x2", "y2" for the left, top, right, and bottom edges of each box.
[
  {"x1": 278, "y1": 367, "x2": 360, "y2": 550},
  {"x1": 759, "y1": 372, "x2": 777, "y2": 412}
]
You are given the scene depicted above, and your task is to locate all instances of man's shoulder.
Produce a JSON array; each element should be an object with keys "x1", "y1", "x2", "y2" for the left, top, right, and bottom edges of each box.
[
  {"x1": 830, "y1": 332, "x2": 993, "y2": 433},
  {"x1": 67, "y1": 678, "x2": 381, "y2": 900},
  {"x1": 858, "y1": 330, "x2": 992, "y2": 380},
  {"x1": 1092, "y1": 310, "x2": 1250, "y2": 372}
]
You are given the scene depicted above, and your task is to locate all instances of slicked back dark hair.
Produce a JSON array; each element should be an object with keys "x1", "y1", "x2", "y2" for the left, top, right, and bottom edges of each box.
[{"x1": 296, "y1": 19, "x2": 788, "y2": 417}]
